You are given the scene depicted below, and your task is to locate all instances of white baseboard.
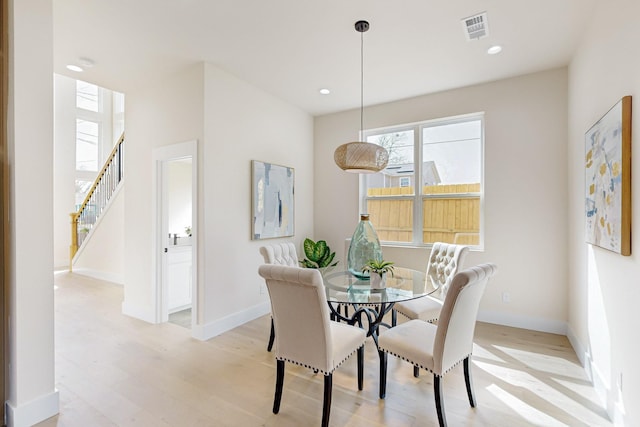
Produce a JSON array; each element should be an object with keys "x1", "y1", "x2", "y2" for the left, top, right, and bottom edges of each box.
[
  {"x1": 477, "y1": 309, "x2": 568, "y2": 335},
  {"x1": 120, "y1": 299, "x2": 270, "y2": 340},
  {"x1": 6, "y1": 389, "x2": 59, "y2": 427},
  {"x1": 588, "y1": 353, "x2": 618, "y2": 423},
  {"x1": 122, "y1": 300, "x2": 156, "y2": 323},
  {"x1": 566, "y1": 324, "x2": 587, "y2": 367},
  {"x1": 566, "y1": 324, "x2": 618, "y2": 424},
  {"x1": 72, "y1": 267, "x2": 124, "y2": 285},
  {"x1": 192, "y1": 301, "x2": 270, "y2": 341},
  {"x1": 613, "y1": 401, "x2": 626, "y2": 426}
]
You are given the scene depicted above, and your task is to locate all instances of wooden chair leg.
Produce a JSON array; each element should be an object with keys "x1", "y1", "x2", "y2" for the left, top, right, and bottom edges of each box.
[
  {"x1": 322, "y1": 374, "x2": 333, "y2": 427},
  {"x1": 413, "y1": 365, "x2": 420, "y2": 378},
  {"x1": 378, "y1": 350, "x2": 388, "y2": 399},
  {"x1": 357, "y1": 346, "x2": 364, "y2": 391},
  {"x1": 267, "y1": 318, "x2": 275, "y2": 352},
  {"x1": 464, "y1": 357, "x2": 476, "y2": 407},
  {"x1": 273, "y1": 360, "x2": 284, "y2": 414},
  {"x1": 434, "y1": 375, "x2": 447, "y2": 427}
]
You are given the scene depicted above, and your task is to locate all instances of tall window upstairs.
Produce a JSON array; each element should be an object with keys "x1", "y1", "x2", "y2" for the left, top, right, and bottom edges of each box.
[{"x1": 74, "y1": 80, "x2": 125, "y2": 207}]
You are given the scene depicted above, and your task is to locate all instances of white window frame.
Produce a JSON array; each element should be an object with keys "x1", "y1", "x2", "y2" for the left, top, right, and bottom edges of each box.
[
  {"x1": 359, "y1": 112, "x2": 485, "y2": 249},
  {"x1": 75, "y1": 117, "x2": 102, "y2": 172},
  {"x1": 74, "y1": 81, "x2": 115, "y2": 207}
]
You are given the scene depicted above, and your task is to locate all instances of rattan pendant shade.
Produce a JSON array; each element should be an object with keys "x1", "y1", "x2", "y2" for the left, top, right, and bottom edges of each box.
[
  {"x1": 334, "y1": 141, "x2": 389, "y2": 173},
  {"x1": 334, "y1": 20, "x2": 389, "y2": 174}
]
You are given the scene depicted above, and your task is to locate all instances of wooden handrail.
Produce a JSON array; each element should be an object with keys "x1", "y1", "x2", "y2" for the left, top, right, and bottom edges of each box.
[
  {"x1": 76, "y1": 132, "x2": 124, "y2": 216},
  {"x1": 69, "y1": 133, "x2": 124, "y2": 269}
]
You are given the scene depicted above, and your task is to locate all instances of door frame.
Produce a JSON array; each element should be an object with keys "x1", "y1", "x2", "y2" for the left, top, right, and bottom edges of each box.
[
  {"x1": 1, "y1": 0, "x2": 7, "y2": 418},
  {"x1": 152, "y1": 140, "x2": 198, "y2": 329}
]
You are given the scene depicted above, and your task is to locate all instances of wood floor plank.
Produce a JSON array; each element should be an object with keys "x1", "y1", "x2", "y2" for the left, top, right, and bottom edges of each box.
[{"x1": 35, "y1": 272, "x2": 613, "y2": 426}]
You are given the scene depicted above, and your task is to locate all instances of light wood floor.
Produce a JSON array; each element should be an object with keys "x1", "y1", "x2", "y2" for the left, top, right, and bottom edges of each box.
[{"x1": 36, "y1": 272, "x2": 613, "y2": 426}]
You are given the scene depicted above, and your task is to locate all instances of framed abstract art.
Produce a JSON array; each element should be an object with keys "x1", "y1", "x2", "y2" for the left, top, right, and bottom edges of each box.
[
  {"x1": 585, "y1": 96, "x2": 632, "y2": 255},
  {"x1": 252, "y1": 160, "x2": 295, "y2": 240}
]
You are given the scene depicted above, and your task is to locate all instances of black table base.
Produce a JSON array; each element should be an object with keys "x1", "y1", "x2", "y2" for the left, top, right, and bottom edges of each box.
[{"x1": 328, "y1": 301, "x2": 394, "y2": 348}]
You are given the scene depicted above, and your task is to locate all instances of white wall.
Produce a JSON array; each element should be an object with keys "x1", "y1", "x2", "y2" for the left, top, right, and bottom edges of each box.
[
  {"x1": 200, "y1": 63, "x2": 314, "y2": 336},
  {"x1": 124, "y1": 62, "x2": 314, "y2": 338},
  {"x1": 53, "y1": 74, "x2": 77, "y2": 268},
  {"x1": 315, "y1": 68, "x2": 569, "y2": 333},
  {"x1": 123, "y1": 63, "x2": 205, "y2": 322},
  {"x1": 568, "y1": 2, "x2": 640, "y2": 424},
  {"x1": 73, "y1": 187, "x2": 125, "y2": 284},
  {"x1": 53, "y1": 73, "x2": 123, "y2": 270},
  {"x1": 6, "y1": 0, "x2": 59, "y2": 425}
]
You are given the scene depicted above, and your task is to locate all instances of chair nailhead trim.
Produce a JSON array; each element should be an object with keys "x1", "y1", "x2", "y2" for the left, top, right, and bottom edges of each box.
[
  {"x1": 394, "y1": 308, "x2": 438, "y2": 323},
  {"x1": 379, "y1": 348, "x2": 472, "y2": 376},
  {"x1": 276, "y1": 345, "x2": 364, "y2": 376}
]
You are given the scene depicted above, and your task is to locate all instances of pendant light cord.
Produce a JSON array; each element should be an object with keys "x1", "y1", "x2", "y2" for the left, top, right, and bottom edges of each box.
[{"x1": 360, "y1": 28, "x2": 364, "y2": 136}]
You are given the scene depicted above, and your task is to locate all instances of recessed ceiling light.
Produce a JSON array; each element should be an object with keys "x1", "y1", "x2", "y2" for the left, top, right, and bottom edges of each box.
[
  {"x1": 487, "y1": 45, "x2": 502, "y2": 55},
  {"x1": 66, "y1": 64, "x2": 83, "y2": 72},
  {"x1": 319, "y1": 88, "x2": 331, "y2": 95}
]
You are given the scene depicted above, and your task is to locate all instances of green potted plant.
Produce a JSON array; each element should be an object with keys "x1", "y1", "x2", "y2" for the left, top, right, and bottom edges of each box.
[
  {"x1": 362, "y1": 259, "x2": 395, "y2": 289},
  {"x1": 299, "y1": 238, "x2": 338, "y2": 269}
]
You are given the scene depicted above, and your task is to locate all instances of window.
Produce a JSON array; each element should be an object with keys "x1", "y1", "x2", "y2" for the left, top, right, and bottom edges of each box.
[
  {"x1": 76, "y1": 118, "x2": 100, "y2": 171},
  {"x1": 73, "y1": 80, "x2": 124, "y2": 205},
  {"x1": 76, "y1": 80, "x2": 100, "y2": 112},
  {"x1": 361, "y1": 113, "x2": 483, "y2": 248}
]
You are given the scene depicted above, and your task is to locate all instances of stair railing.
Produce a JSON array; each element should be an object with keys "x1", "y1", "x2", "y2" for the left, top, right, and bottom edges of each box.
[{"x1": 69, "y1": 133, "x2": 125, "y2": 269}]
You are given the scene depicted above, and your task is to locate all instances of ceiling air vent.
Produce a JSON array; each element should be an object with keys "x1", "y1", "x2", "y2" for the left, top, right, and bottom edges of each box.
[{"x1": 461, "y1": 12, "x2": 489, "y2": 41}]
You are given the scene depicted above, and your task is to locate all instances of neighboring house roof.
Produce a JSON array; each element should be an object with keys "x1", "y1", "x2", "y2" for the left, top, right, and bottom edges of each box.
[{"x1": 382, "y1": 161, "x2": 441, "y2": 185}]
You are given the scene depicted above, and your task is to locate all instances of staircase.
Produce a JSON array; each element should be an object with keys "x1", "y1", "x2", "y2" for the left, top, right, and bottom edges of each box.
[{"x1": 69, "y1": 133, "x2": 124, "y2": 269}]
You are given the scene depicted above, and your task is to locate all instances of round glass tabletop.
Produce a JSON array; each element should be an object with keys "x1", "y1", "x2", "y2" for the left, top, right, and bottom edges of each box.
[{"x1": 322, "y1": 267, "x2": 439, "y2": 305}]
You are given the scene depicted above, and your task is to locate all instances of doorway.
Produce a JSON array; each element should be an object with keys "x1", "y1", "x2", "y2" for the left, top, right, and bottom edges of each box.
[{"x1": 153, "y1": 141, "x2": 198, "y2": 331}]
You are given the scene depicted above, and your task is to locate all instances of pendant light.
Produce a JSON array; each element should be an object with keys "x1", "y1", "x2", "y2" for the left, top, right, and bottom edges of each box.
[{"x1": 334, "y1": 20, "x2": 389, "y2": 173}]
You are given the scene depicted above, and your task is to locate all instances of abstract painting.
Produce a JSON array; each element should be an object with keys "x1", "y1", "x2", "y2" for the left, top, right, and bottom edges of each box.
[
  {"x1": 252, "y1": 160, "x2": 294, "y2": 240},
  {"x1": 585, "y1": 96, "x2": 632, "y2": 255}
]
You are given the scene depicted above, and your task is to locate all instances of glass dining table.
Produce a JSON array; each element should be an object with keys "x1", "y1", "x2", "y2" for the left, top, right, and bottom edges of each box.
[{"x1": 321, "y1": 266, "x2": 440, "y2": 347}]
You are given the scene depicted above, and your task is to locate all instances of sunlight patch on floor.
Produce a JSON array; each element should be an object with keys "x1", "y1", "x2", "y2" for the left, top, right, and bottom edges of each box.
[
  {"x1": 491, "y1": 344, "x2": 579, "y2": 375},
  {"x1": 472, "y1": 343, "x2": 507, "y2": 363},
  {"x1": 487, "y1": 383, "x2": 568, "y2": 427}
]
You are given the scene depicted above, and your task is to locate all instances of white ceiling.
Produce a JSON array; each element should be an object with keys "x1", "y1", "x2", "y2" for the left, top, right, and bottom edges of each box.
[{"x1": 53, "y1": 0, "x2": 597, "y2": 116}]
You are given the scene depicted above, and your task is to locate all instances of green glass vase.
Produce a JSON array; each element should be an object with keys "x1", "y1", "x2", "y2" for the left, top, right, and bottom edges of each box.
[{"x1": 347, "y1": 214, "x2": 382, "y2": 279}]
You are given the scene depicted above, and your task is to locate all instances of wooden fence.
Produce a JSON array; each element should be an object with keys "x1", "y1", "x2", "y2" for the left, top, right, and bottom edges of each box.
[{"x1": 367, "y1": 183, "x2": 480, "y2": 245}]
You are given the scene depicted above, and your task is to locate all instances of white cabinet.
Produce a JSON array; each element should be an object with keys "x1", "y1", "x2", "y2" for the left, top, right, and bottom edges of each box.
[{"x1": 166, "y1": 246, "x2": 192, "y2": 313}]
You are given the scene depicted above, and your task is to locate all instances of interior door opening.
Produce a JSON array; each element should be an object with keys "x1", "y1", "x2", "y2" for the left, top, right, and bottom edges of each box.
[
  {"x1": 164, "y1": 157, "x2": 193, "y2": 328},
  {"x1": 154, "y1": 140, "x2": 198, "y2": 332}
]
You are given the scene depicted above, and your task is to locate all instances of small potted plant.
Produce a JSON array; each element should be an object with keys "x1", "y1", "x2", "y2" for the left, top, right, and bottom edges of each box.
[
  {"x1": 299, "y1": 238, "x2": 338, "y2": 269},
  {"x1": 362, "y1": 259, "x2": 395, "y2": 290}
]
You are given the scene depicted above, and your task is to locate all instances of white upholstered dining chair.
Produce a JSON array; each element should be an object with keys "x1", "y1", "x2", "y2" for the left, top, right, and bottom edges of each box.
[
  {"x1": 393, "y1": 242, "x2": 469, "y2": 325},
  {"x1": 378, "y1": 263, "x2": 497, "y2": 427},
  {"x1": 392, "y1": 242, "x2": 469, "y2": 377},
  {"x1": 258, "y1": 264, "x2": 367, "y2": 427},
  {"x1": 259, "y1": 242, "x2": 299, "y2": 352}
]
